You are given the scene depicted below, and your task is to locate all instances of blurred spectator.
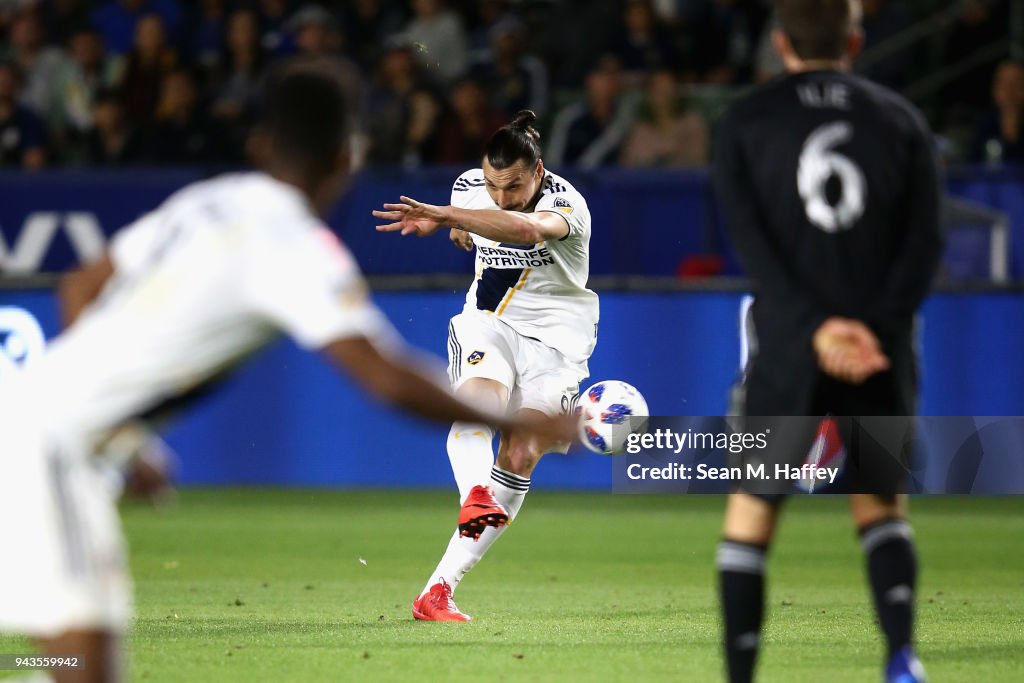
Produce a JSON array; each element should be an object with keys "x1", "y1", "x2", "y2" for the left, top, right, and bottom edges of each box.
[
  {"x1": 83, "y1": 89, "x2": 143, "y2": 165},
  {"x1": 467, "y1": 0, "x2": 508, "y2": 54},
  {"x1": 752, "y1": 10, "x2": 784, "y2": 83},
  {"x1": 541, "y1": 0, "x2": 618, "y2": 88},
  {"x1": 685, "y1": 0, "x2": 768, "y2": 83},
  {"x1": 517, "y1": 1, "x2": 553, "y2": 58},
  {"x1": 434, "y1": 77, "x2": 505, "y2": 164},
  {"x1": 287, "y1": 5, "x2": 365, "y2": 139},
  {"x1": 184, "y1": 0, "x2": 227, "y2": 70},
  {"x1": 856, "y1": 0, "x2": 913, "y2": 89},
  {"x1": 402, "y1": 86, "x2": 443, "y2": 166},
  {"x1": 287, "y1": 4, "x2": 340, "y2": 56},
  {"x1": 620, "y1": 70, "x2": 708, "y2": 167},
  {"x1": 0, "y1": 62, "x2": 47, "y2": 170},
  {"x1": 209, "y1": 9, "x2": 266, "y2": 135},
  {"x1": 940, "y1": 0, "x2": 1009, "y2": 121},
  {"x1": 257, "y1": 0, "x2": 294, "y2": 55},
  {"x1": 547, "y1": 57, "x2": 635, "y2": 168},
  {"x1": 4, "y1": 10, "x2": 66, "y2": 116},
  {"x1": 612, "y1": 0, "x2": 677, "y2": 80},
  {"x1": 970, "y1": 60, "x2": 1024, "y2": 165},
  {"x1": 119, "y1": 13, "x2": 178, "y2": 125},
  {"x1": 145, "y1": 68, "x2": 226, "y2": 164},
  {"x1": 341, "y1": 0, "x2": 407, "y2": 69},
  {"x1": 469, "y1": 16, "x2": 547, "y2": 118},
  {"x1": 91, "y1": 0, "x2": 182, "y2": 56},
  {"x1": 650, "y1": 0, "x2": 683, "y2": 23},
  {"x1": 403, "y1": 0, "x2": 469, "y2": 85},
  {"x1": 46, "y1": 27, "x2": 121, "y2": 156},
  {"x1": 366, "y1": 39, "x2": 424, "y2": 164},
  {"x1": 40, "y1": 0, "x2": 93, "y2": 48}
]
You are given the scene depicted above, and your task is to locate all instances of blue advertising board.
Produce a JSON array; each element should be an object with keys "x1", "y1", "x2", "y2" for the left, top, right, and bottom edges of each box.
[
  {"x1": 2, "y1": 166, "x2": 1022, "y2": 277},
  {"x1": 2, "y1": 288, "x2": 1022, "y2": 490}
]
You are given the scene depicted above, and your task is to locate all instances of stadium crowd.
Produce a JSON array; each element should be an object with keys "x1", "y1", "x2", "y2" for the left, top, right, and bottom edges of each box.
[{"x1": 0, "y1": 0, "x2": 1020, "y2": 170}]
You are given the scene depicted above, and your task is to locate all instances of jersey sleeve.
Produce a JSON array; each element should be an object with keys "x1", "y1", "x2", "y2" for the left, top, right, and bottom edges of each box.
[
  {"x1": 865, "y1": 111, "x2": 943, "y2": 335},
  {"x1": 450, "y1": 169, "x2": 484, "y2": 209},
  {"x1": 245, "y1": 226, "x2": 393, "y2": 350},
  {"x1": 108, "y1": 211, "x2": 165, "y2": 276},
  {"x1": 535, "y1": 188, "x2": 589, "y2": 241}
]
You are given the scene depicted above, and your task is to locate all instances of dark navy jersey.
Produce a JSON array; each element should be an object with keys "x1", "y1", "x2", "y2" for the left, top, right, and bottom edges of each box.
[{"x1": 713, "y1": 70, "x2": 943, "y2": 347}]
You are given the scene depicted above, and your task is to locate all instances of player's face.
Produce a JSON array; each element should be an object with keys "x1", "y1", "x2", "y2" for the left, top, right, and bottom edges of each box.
[{"x1": 481, "y1": 158, "x2": 543, "y2": 212}]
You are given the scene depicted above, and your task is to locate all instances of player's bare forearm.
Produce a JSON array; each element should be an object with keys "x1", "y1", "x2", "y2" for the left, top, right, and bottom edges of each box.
[
  {"x1": 375, "y1": 196, "x2": 567, "y2": 244},
  {"x1": 58, "y1": 254, "x2": 115, "y2": 328},
  {"x1": 325, "y1": 337, "x2": 514, "y2": 430},
  {"x1": 445, "y1": 206, "x2": 549, "y2": 245}
]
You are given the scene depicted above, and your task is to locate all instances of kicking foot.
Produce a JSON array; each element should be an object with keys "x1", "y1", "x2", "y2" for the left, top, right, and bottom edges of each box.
[{"x1": 458, "y1": 484, "x2": 509, "y2": 541}]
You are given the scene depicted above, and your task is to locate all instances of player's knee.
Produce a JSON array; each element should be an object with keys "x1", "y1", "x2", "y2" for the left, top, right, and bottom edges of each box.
[
  {"x1": 448, "y1": 422, "x2": 494, "y2": 442},
  {"x1": 723, "y1": 492, "x2": 781, "y2": 546},
  {"x1": 849, "y1": 493, "x2": 904, "y2": 528},
  {"x1": 455, "y1": 378, "x2": 508, "y2": 416}
]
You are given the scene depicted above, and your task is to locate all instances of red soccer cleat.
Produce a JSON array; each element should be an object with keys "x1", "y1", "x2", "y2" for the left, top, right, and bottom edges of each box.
[
  {"x1": 412, "y1": 580, "x2": 472, "y2": 621},
  {"x1": 458, "y1": 484, "x2": 508, "y2": 541}
]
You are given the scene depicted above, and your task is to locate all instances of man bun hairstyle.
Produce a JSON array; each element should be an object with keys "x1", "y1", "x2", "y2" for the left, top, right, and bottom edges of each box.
[{"x1": 485, "y1": 109, "x2": 541, "y2": 170}]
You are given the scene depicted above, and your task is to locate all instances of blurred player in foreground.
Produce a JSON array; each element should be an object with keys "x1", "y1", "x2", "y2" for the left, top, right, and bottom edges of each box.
[
  {"x1": 0, "y1": 59, "x2": 572, "y2": 683},
  {"x1": 712, "y1": 1, "x2": 942, "y2": 681},
  {"x1": 374, "y1": 110, "x2": 598, "y2": 621}
]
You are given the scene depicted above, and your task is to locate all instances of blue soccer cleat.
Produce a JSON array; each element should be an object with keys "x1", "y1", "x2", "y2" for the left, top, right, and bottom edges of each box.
[{"x1": 886, "y1": 647, "x2": 927, "y2": 683}]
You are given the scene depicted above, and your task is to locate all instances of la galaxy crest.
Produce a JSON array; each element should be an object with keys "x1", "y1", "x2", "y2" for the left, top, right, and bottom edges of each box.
[{"x1": 467, "y1": 350, "x2": 486, "y2": 366}]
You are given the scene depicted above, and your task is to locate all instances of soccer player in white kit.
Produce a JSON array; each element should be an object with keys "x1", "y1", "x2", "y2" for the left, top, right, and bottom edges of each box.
[
  {"x1": 374, "y1": 110, "x2": 599, "y2": 621},
  {"x1": 0, "y1": 62, "x2": 572, "y2": 683}
]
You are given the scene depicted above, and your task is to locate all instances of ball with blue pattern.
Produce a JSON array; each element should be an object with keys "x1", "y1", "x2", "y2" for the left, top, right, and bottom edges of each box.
[{"x1": 578, "y1": 380, "x2": 649, "y2": 455}]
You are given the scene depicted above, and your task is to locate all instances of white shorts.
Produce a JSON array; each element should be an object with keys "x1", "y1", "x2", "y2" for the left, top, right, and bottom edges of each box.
[
  {"x1": 447, "y1": 311, "x2": 587, "y2": 421},
  {"x1": 0, "y1": 397, "x2": 132, "y2": 638}
]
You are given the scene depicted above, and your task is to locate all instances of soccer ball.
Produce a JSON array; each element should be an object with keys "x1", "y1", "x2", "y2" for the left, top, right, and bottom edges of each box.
[{"x1": 578, "y1": 380, "x2": 649, "y2": 455}]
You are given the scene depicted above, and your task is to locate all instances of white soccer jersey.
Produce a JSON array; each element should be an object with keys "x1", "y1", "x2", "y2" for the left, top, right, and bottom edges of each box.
[
  {"x1": 451, "y1": 168, "x2": 599, "y2": 364},
  {"x1": 24, "y1": 172, "x2": 389, "y2": 456}
]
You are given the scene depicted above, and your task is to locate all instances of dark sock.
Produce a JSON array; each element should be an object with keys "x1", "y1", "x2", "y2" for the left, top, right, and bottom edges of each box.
[
  {"x1": 859, "y1": 518, "x2": 917, "y2": 658},
  {"x1": 717, "y1": 539, "x2": 768, "y2": 683}
]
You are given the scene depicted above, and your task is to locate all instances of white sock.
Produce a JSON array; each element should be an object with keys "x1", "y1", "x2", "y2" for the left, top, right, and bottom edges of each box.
[
  {"x1": 422, "y1": 466, "x2": 531, "y2": 596},
  {"x1": 488, "y1": 465, "x2": 530, "y2": 519},
  {"x1": 447, "y1": 422, "x2": 495, "y2": 502}
]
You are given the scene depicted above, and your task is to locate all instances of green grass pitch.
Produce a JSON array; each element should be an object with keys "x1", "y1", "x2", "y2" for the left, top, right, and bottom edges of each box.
[{"x1": 2, "y1": 491, "x2": 1022, "y2": 682}]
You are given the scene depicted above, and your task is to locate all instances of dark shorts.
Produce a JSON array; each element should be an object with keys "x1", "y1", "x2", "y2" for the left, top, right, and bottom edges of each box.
[{"x1": 730, "y1": 350, "x2": 917, "y2": 501}]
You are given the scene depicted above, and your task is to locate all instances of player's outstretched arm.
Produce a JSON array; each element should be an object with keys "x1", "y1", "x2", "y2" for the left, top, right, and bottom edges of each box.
[
  {"x1": 374, "y1": 196, "x2": 568, "y2": 245},
  {"x1": 323, "y1": 336, "x2": 575, "y2": 443}
]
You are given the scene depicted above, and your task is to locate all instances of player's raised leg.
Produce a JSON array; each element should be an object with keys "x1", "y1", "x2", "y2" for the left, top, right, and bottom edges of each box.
[
  {"x1": 850, "y1": 494, "x2": 926, "y2": 683},
  {"x1": 717, "y1": 492, "x2": 782, "y2": 683}
]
